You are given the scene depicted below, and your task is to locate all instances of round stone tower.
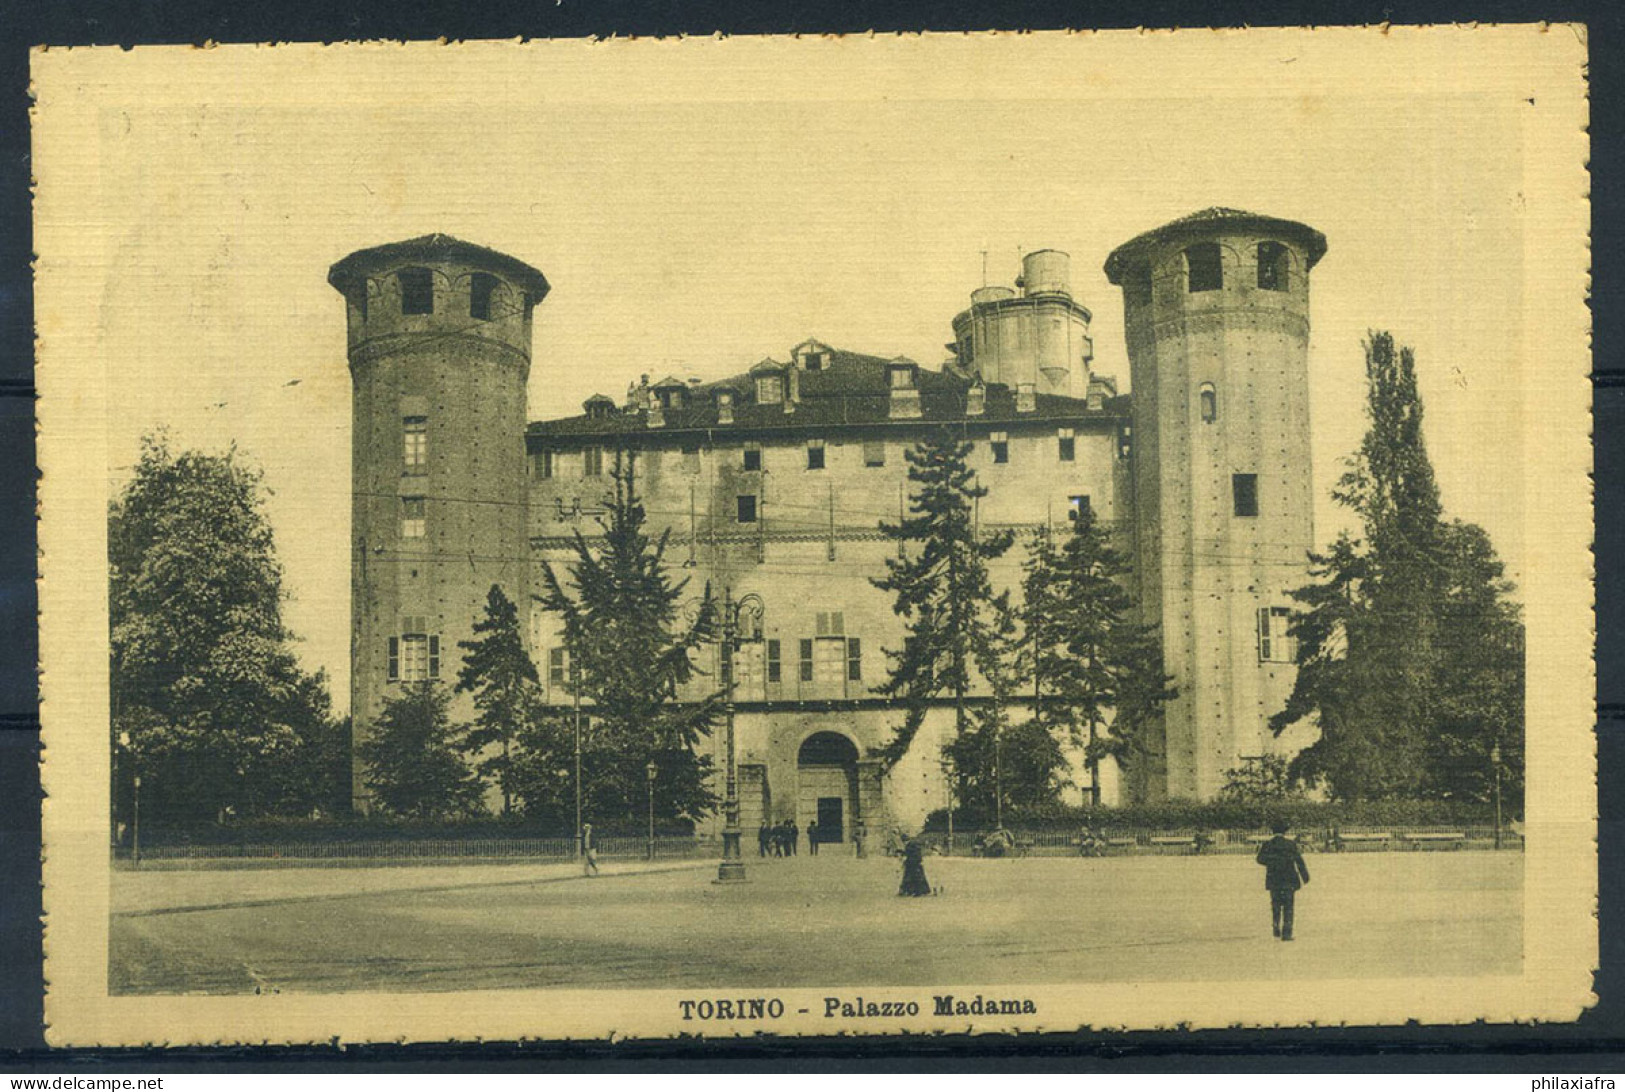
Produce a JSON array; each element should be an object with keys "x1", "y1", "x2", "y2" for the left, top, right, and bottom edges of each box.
[
  {"x1": 951, "y1": 249, "x2": 1094, "y2": 397},
  {"x1": 329, "y1": 235, "x2": 549, "y2": 810},
  {"x1": 1104, "y1": 209, "x2": 1326, "y2": 800}
]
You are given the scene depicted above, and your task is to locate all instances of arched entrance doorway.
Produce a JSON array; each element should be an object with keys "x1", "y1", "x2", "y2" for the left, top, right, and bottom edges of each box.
[{"x1": 797, "y1": 732, "x2": 859, "y2": 845}]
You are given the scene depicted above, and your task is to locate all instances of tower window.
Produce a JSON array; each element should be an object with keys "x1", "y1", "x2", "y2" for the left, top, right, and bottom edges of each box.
[
  {"x1": 766, "y1": 639, "x2": 782, "y2": 683},
  {"x1": 582, "y1": 448, "x2": 603, "y2": 477},
  {"x1": 469, "y1": 272, "x2": 499, "y2": 320},
  {"x1": 990, "y1": 431, "x2": 1009, "y2": 464},
  {"x1": 1068, "y1": 495, "x2": 1091, "y2": 521},
  {"x1": 799, "y1": 638, "x2": 815, "y2": 682},
  {"x1": 1199, "y1": 383, "x2": 1217, "y2": 424},
  {"x1": 737, "y1": 494, "x2": 758, "y2": 523},
  {"x1": 390, "y1": 617, "x2": 440, "y2": 682},
  {"x1": 1232, "y1": 473, "x2": 1259, "y2": 517},
  {"x1": 399, "y1": 267, "x2": 434, "y2": 315},
  {"x1": 548, "y1": 647, "x2": 570, "y2": 689},
  {"x1": 1258, "y1": 607, "x2": 1297, "y2": 663},
  {"x1": 1257, "y1": 242, "x2": 1290, "y2": 292},
  {"x1": 403, "y1": 416, "x2": 428, "y2": 474},
  {"x1": 401, "y1": 496, "x2": 426, "y2": 538},
  {"x1": 807, "y1": 441, "x2": 826, "y2": 471},
  {"x1": 531, "y1": 450, "x2": 554, "y2": 480},
  {"x1": 1185, "y1": 243, "x2": 1223, "y2": 293},
  {"x1": 1058, "y1": 428, "x2": 1076, "y2": 462},
  {"x1": 863, "y1": 440, "x2": 886, "y2": 467},
  {"x1": 743, "y1": 445, "x2": 762, "y2": 472},
  {"x1": 847, "y1": 637, "x2": 863, "y2": 681}
]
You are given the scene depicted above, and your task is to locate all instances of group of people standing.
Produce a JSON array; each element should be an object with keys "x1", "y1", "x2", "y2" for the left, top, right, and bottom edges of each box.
[{"x1": 758, "y1": 819, "x2": 811, "y2": 857}]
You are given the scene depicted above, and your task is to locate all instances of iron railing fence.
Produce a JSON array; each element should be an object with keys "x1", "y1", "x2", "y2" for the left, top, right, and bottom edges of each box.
[
  {"x1": 111, "y1": 824, "x2": 1521, "y2": 868},
  {"x1": 112, "y1": 834, "x2": 709, "y2": 868}
]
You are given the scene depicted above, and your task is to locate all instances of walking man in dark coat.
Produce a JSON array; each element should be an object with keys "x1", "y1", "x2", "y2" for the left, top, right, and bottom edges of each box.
[
  {"x1": 1255, "y1": 819, "x2": 1310, "y2": 940},
  {"x1": 787, "y1": 818, "x2": 799, "y2": 856},
  {"x1": 758, "y1": 821, "x2": 770, "y2": 857},
  {"x1": 807, "y1": 819, "x2": 820, "y2": 855}
]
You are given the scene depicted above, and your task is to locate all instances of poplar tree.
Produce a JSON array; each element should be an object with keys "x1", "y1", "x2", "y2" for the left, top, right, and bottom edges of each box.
[
  {"x1": 872, "y1": 430, "x2": 1015, "y2": 801},
  {"x1": 1272, "y1": 332, "x2": 1524, "y2": 804},
  {"x1": 456, "y1": 585, "x2": 541, "y2": 816},
  {"x1": 535, "y1": 452, "x2": 723, "y2": 826}
]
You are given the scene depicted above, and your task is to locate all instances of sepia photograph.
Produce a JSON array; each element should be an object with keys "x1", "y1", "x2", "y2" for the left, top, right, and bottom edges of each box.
[{"x1": 31, "y1": 28, "x2": 1592, "y2": 1044}]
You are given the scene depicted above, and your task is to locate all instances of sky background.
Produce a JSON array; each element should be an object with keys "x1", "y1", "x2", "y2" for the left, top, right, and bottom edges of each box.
[{"x1": 52, "y1": 33, "x2": 1548, "y2": 712}]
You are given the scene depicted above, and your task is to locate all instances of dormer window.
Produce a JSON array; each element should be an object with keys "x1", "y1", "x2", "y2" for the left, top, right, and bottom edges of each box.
[
  {"x1": 757, "y1": 374, "x2": 784, "y2": 405},
  {"x1": 399, "y1": 267, "x2": 434, "y2": 315},
  {"x1": 888, "y1": 362, "x2": 917, "y2": 390},
  {"x1": 584, "y1": 395, "x2": 616, "y2": 420},
  {"x1": 651, "y1": 377, "x2": 688, "y2": 411},
  {"x1": 794, "y1": 339, "x2": 832, "y2": 371},
  {"x1": 802, "y1": 351, "x2": 828, "y2": 371},
  {"x1": 469, "y1": 272, "x2": 499, "y2": 320}
]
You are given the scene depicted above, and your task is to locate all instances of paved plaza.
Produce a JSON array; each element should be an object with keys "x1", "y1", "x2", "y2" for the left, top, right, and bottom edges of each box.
[{"x1": 110, "y1": 850, "x2": 1522, "y2": 994}]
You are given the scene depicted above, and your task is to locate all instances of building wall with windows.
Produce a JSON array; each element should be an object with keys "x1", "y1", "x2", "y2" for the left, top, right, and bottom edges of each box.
[{"x1": 336, "y1": 207, "x2": 1324, "y2": 823}]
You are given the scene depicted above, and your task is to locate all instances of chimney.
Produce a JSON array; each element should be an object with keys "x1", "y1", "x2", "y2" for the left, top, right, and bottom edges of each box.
[
  {"x1": 1086, "y1": 373, "x2": 1117, "y2": 412},
  {"x1": 717, "y1": 390, "x2": 735, "y2": 426},
  {"x1": 1016, "y1": 382, "x2": 1037, "y2": 414},
  {"x1": 965, "y1": 382, "x2": 986, "y2": 417},
  {"x1": 648, "y1": 400, "x2": 665, "y2": 428}
]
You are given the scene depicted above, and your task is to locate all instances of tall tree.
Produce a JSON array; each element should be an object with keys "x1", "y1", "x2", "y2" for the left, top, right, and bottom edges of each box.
[
  {"x1": 456, "y1": 585, "x2": 541, "y2": 816},
  {"x1": 535, "y1": 452, "x2": 722, "y2": 827},
  {"x1": 110, "y1": 433, "x2": 339, "y2": 821},
  {"x1": 1272, "y1": 332, "x2": 1524, "y2": 803},
  {"x1": 872, "y1": 430, "x2": 1016, "y2": 807},
  {"x1": 1018, "y1": 511, "x2": 1174, "y2": 807},
  {"x1": 360, "y1": 681, "x2": 484, "y2": 819}
]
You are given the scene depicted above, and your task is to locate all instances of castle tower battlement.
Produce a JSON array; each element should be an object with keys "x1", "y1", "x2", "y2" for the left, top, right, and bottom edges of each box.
[
  {"x1": 1107, "y1": 208, "x2": 1324, "y2": 799},
  {"x1": 330, "y1": 235, "x2": 549, "y2": 809}
]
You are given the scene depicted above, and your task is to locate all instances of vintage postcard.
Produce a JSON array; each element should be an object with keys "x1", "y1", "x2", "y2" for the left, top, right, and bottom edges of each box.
[{"x1": 33, "y1": 28, "x2": 1593, "y2": 1046}]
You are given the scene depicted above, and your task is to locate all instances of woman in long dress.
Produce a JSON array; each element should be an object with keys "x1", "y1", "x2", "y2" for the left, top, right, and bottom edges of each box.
[{"x1": 898, "y1": 839, "x2": 932, "y2": 897}]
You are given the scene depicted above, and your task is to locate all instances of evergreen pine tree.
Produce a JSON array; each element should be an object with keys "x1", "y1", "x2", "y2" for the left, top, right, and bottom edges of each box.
[
  {"x1": 359, "y1": 680, "x2": 484, "y2": 819},
  {"x1": 455, "y1": 585, "x2": 542, "y2": 816},
  {"x1": 873, "y1": 430, "x2": 1015, "y2": 811},
  {"x1": 535, "y1": 452, "x2": 723, "y2": 826},
  {"x1": 1272, "y1": 332, "x2": 1524, "y2": 803},
  {"x1": 1019, "y1": 511, "x2": 1176, "y2": 807}
]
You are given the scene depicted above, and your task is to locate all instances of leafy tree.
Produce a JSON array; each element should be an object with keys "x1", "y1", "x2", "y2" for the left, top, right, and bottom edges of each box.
[
  {"x1": 1217, "y1": 754, "x2": 1301, "y2": 805},
  {"x1": 456, "y1": 585, "x2": 541, "y2": 815},
  {"x1": 1272, "y1": 332, "x2": 1525, "y2": 803},
  {"x1": 535, "y1": 452, "x2": 722, "y2": 826},
  {"x1": 110, "y1": 433, "x2": 340, "y2": 821},
  {"x1": 1019, "y1": 512, "x2": 1176, "y2": 807},
  {"x1": 359, "y1": 680, "x2": 484, "y2": 819},
  {"x1": 872, "y1": 430, "x2": 1016, "y2": 811}
]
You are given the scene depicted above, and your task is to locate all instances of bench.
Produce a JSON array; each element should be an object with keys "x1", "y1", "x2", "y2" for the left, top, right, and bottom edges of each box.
[{"x1": 1400, "y1": 831, "x2": 1466, "y2": 850}]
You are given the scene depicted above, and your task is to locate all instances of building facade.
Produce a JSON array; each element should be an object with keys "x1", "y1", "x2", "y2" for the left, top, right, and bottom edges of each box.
[{"x1": 331, "y1": 208, "x2": 1326, "y2": 831}]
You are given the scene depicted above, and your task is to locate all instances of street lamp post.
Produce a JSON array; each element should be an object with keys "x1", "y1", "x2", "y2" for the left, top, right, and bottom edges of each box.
[
  {"x1": 572, "y1": 661, "x2": 583, "y2": 860},
  {"x1": 646, "y1": 760, "x2": 658, "y2": 861},
  {"x1": 117, "y1": 730, "x2": 141, "y2": 868},
  {"x1": 1491, "y1": 742, "x2": 1503, "y2": 851},
  {"x1": 716, "y1": 590, "x2": 759, "y2": 883}
]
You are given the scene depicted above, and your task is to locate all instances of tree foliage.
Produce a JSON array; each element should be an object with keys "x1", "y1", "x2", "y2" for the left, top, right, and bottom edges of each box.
[
  {"x1": 535, "y1": 452, "x2": 722, "y2": 825},
  {"x1": 1019, "y1": 512, "x2": 1176, "y2": 807},
  {"x1": 359, "y1": 680, "x2": 484, "y2": 819},
  {"x1": 1272, "y1": 332, "x2": 1525, "y2": 808},
  {"x1": 109, "y1": 433, "x2": 343, "y2": 821},
  {"x1": 456, "y1": 585, "x2": 541, "y2": 815},
  {"x1": 872, "y1": 430, "x2": 1016, "y2": 801}
]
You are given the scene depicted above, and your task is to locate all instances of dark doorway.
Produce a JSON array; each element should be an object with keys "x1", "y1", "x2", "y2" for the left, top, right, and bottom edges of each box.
[{"x1": 817, "y1": 796, "x2": 844, "y2": 843}]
